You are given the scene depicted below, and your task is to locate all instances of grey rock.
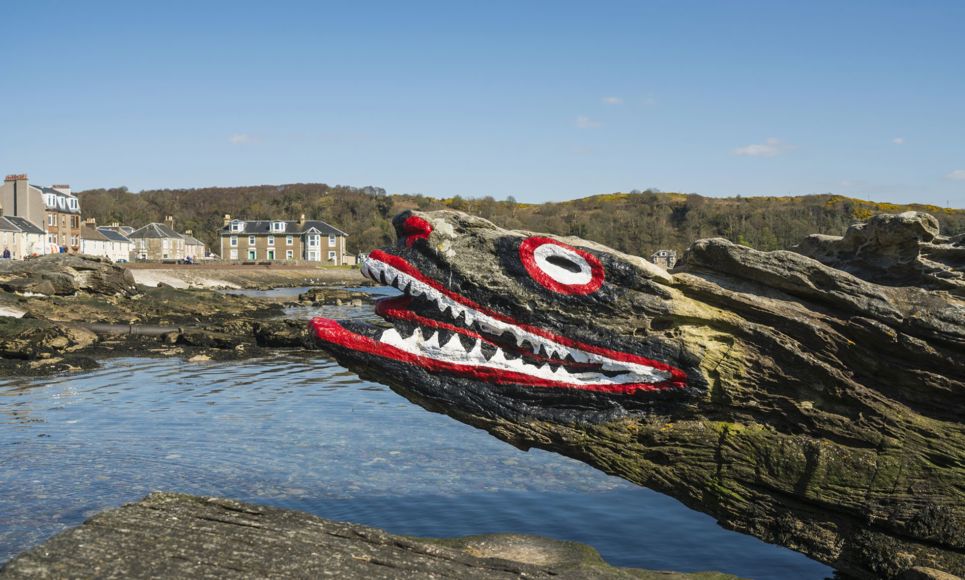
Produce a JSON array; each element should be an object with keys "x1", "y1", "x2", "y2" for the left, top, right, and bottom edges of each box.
[{"x1": 0, "y1": 492, "x2": 737, "y2": 580}]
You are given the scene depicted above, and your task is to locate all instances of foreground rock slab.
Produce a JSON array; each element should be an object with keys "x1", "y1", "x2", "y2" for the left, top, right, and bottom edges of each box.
[{"x1": 0, "y1": 492, "x2": 734, "y2": 580}]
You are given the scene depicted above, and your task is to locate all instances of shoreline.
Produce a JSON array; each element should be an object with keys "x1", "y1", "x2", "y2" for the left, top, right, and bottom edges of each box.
[{"x1": 123, "y1": 263, "x2": 368, "y2": 290}]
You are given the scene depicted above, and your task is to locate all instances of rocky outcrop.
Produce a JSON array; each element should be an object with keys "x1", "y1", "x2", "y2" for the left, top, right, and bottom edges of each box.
[
  {"x1": 310, "y1": 210, "x2": 964, "y2": 579},
  {"x1": 0, "y1": 492, "x2": 735, "y2": 580},
  {"x1": 795, "y1": 211, "x2": 965, "y2": 296},
  {"x1": 0, "y1": 254, "x2": 137, "y2": 296}
]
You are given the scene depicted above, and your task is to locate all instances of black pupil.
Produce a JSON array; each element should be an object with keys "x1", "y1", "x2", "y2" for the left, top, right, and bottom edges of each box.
[{"x1": 546, "y1": 254, "x2": 582, "y2": 273}]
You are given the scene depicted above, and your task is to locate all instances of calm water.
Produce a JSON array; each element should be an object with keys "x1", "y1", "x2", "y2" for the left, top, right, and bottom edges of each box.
[{"x1": 0, "y1": 304, "x2": 833, "y2": 579}]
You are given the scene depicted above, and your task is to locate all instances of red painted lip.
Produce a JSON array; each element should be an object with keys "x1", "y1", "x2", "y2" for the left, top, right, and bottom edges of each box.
[
  {"x1": 309, "y1": 249, "x2": 689, "y2": 394},
  {"x1": 309, "y1": 318, "x2": 681, "y2": 394},
  {"x1": 366, "y1": 249, "x2": 687, "y2": 382}
]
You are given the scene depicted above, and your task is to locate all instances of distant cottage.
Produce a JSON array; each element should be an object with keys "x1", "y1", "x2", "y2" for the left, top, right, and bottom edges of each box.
[
  {"x1": 0, "y1": 215, "x2": 46, "y2": 259},
  {"x1": 650, "y1": 249, "x2": 677, "y2": 269},
  {"x1": 219, "y1": 215, "x2": 348, "y2": 264},
  {"x1": 81, "y1": 218, "x2": 134, "y2": 262},
  {"x1": 129, "y1": 217, "x2": 188, "y2": 261}
]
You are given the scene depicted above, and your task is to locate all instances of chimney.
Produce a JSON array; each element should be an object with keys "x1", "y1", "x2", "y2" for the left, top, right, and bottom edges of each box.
[
  {"x1": 110, "y1": 222, "x2": 119, "y2": 228},
  {"x1": 85, "y1": 217, "x2": 96, "y2": 226},
  {"x1": 185, "y1": 229, "x2": 193, "y2": 235},
  {"x1": 298, "y1": 213, "x2": 306, "y2": 226},
  {"x1": 51, "y1": 184, "x2": 71, "y2": 195},
  {"x1": 4, "y1": 174, "x2": 28, "y2": 217},
  {"x1": 223, "y1": 214, "x2": 231, "y2": 227},
  {"x1": 164, "y1": 215, "x2": 174, "y2": 230}
]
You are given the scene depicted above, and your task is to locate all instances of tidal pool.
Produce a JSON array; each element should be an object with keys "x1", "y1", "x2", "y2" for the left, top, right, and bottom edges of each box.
[{"x1": 0, "y1": 337, "x2": 833, "y2": 579}]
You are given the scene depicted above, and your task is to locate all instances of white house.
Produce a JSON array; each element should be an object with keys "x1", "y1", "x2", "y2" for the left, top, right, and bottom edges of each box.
[{"x1": 0, "y1": 215, "x2": 48, "y2": 259}]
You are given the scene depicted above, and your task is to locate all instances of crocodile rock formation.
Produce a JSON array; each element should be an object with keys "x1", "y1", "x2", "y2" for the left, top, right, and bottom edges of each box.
[{"x1": 310, "y1": 210, "x2": 964, "y2": 579}]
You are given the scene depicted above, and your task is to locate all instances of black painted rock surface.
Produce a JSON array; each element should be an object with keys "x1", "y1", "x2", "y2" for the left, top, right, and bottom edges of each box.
[
  {"x1": 0, "y1": 492, "x2": 735, "y2": 580},
  {"x1": 310, "y1": 210, "x2": 964, "y2": 579}
]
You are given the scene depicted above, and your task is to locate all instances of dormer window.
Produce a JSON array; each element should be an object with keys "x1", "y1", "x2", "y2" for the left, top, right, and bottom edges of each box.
[
  {"x1": 230, "y1": 220, "x2": 245, "y2": 233},
  {"x1": 57, "y1": 196, "x2": 65, "y2": 210},
  {"x1": 270, "y1": 221, "x2": 286, "y2": 233},
  {"x1": 68, "y1": 198, "x2": 78, "y2": 211}
]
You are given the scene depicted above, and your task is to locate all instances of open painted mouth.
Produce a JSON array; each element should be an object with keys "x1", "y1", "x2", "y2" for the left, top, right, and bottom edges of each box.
[{"x1": 310, "y1": 249, "x2": 688, "y2": 394}]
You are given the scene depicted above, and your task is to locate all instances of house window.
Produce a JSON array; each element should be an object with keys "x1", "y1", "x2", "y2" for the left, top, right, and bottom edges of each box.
[
  {"x1": 229, "y1": 249, "x2": 238, "y2": 260},
  {"x1": 286, "y1": 235, "x2": 293, "y2": 246},
  {"x1": 328, "y1": 250, "x2": 336, "y2": 260},
  {"x1": 271, "y1": 221, "x2": 285, "y2": 232},
  {"x1": 229, "y1": 236, "x2": 238, "y2": 247},
  {"x1": 328, "y1": 235, "x2": 336, "y2": 245},
  {"x1": 230, "y1": 221, "x2": 244, "y2": 232},
  {"x1": 162, "y1": 239, "x2": 170, "y2": 250},
  {"x1": 48, "y1": 214, "x2": 56, "y2": 226},
  {"x1": 248, "y1": 235, "x2": 256, "y2": 245},
  {"x1": 307, "y1": 250, "x2": 319, "y2": 261},
  {"x1": 307, "y1": 235, "x2": 319, "y2": 247},
  {"x1": 71, "y1": 236, "x2": 78, "y2": 247},
  {"x1": 286, "y1": 249, "x2": 293, "y2": 259},
  {"x1": 247, "y1": 249, "x2": 256, "y2": 260},
  {"x1": 267, "y1": 235, "x2": 274, "y2": 246}
]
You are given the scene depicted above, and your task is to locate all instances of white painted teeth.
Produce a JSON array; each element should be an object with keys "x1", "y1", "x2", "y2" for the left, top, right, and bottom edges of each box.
[{"x1": 365, "y1": 257, "x2": 671, "y2": 386}]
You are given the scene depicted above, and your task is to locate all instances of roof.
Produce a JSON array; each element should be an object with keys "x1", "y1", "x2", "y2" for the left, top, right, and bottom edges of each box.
[
  {"x1": 31, "y1": 185, "x2": 81, "y2": 214},
  {"x1": 128, "y1": 223, "x2": 183, "y2": 239},
  {"x1": 81, "y1": 226, "x2": 110, "y2": 241},
  {"x1": 3, "y1": 216, "x2": 46, "y2": 235},
  {"x1": 182, "y1": 234, "x2": 205, "y2": 246},
  {"x1": 0, "y1": 217, "x2": 21, "y2": 232},
  {"x1": 220, "y1": 219, "x2": 348, "y2": 237},
  {"x1": 97, "y1": 227, "x2": 132, "y2": 243}
]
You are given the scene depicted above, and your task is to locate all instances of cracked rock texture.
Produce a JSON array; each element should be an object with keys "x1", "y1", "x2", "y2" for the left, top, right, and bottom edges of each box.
[
  {"x1": 0, "y1": 492, "x2": 735, "y2": 580},
  {"x1": 320, "y1": 210, "x2": 963, "y2": 579}
]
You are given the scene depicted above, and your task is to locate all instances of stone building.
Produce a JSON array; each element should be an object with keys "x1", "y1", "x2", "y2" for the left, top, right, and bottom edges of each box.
[
  {"x1": 181, "y1": 230, "x2": 206, "y2": 262},
  {"x1": 649, "y1": 249, "x2": 677, "y2": 269},
  {"x1": 1, "y1": 175, "x2": 46, "y2": 229},
  {"x1": 40, "y1": 184, "x2": 82, "y2": 253},
  {"x1": 129, "y1": 217, "x2": 186, "y2": 261},
  {"x1": 219, "y1": 215, "x2": 348, "y2": 264}
]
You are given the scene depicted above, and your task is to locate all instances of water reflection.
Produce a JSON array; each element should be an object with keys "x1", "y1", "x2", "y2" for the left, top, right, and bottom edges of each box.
[{"x1": 0, "y1": 346, "x2": 832, "y2": 579}]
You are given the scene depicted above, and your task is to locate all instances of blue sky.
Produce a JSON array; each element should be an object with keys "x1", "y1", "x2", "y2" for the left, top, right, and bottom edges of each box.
[{"x1": 1, "y1": 0, "x2": 963, "y2": 206}]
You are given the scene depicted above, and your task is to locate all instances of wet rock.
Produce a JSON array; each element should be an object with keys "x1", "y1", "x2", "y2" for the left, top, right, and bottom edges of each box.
[
  {"x1": 254, "y1": 320, "x2": 311, "y2": 348},
  {"x1": 0, "y1": 317, "x2": 97, "y2": 360},
  {"x1": 298, "y1": 287, "x2": 371, "y2": 305},
  {"x1": 311, "y1": 210, "x2": 965, "y2": 579},
  {"x1": 0, "y1": 492, "x2": 736, "y2": 579}
]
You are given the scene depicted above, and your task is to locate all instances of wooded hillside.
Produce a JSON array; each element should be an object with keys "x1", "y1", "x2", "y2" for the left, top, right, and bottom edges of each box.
[{"x1": 78, "y1": 184, "x2": 965, "y2": 258}]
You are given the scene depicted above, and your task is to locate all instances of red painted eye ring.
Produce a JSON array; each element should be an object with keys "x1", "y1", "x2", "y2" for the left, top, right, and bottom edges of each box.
[{"x1": 519, "y1": 236, "x2": 605, "y2": 295}]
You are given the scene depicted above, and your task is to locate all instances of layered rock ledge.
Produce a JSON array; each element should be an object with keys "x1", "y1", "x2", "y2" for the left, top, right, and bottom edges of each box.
[{"x1": 0, "y1": 492, "x2": 735, "y2": 580}]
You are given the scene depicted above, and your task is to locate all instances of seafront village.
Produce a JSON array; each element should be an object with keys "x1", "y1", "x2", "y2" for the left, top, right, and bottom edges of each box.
[{"x1": 0, "y1": 174, "x2": 353, "y2": 267}]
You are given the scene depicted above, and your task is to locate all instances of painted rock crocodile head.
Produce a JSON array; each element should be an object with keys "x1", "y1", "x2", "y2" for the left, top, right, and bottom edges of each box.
[{"x1": 310, "y1": 210, "x2": 705, "y2": 421}]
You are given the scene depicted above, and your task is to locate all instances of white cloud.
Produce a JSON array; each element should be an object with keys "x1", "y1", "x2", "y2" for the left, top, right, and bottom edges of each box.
[
  {"x1": 229, "y1": 133, "x2": 256, "y2": 145},
  {"x1": 576, "y1": 116, "x2": 601, "y2": 129},
  {"x1": 732, "y1": 138, "x2": 793, "y2": 157},
  {"x1": 946, "y1": 169, "x2": 965, "y2": 181},
  {"x1": 892, "y1": 137, "x2": 905, "y2": 145},
  {"x1": 601, "y1": 96, "x2": 623, "y2": 105}
]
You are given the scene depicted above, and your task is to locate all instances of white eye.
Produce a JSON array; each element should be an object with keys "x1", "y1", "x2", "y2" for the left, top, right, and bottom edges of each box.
[
  {"x1": 533, "y1": 243, "x2": 593, "y2": 286},
  {"x1": 519, "y1": 237, "x2": 604, "y2": 295}
]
